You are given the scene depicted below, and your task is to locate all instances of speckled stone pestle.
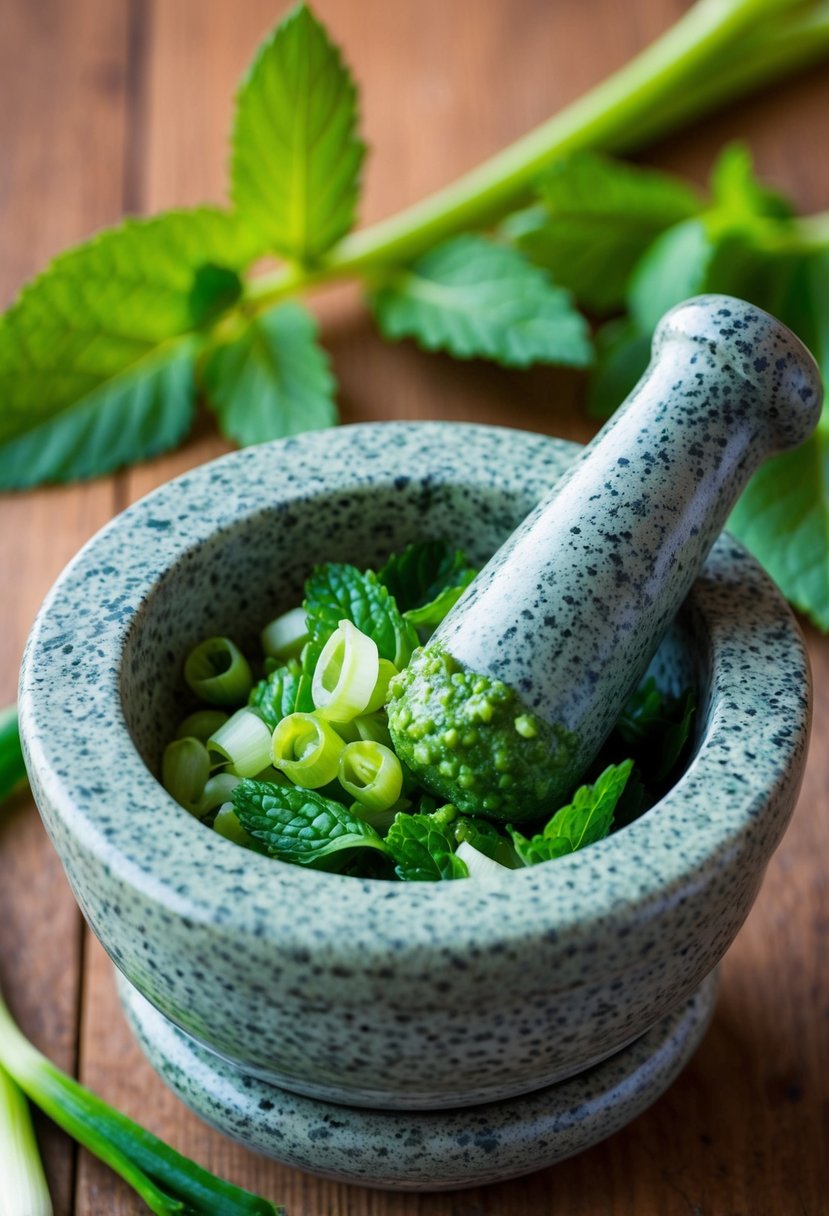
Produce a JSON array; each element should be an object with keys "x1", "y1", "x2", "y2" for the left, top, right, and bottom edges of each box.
[{"x1": 388, "y1": 294, "x2": 822, "y2": 820}]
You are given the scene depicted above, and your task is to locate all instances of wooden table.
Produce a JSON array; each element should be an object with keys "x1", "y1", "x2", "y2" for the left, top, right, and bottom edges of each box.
[{"x1": 1, "y1": 2, "x2": 827, "y2": 1212}]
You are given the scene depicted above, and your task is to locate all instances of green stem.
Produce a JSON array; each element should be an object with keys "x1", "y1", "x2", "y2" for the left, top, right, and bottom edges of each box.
[
  {"x1": 792, "y1": 210, "x2": 829, "y2": 252},
  {"x1": 0, "y1": 706, "x2": 26, "y2": 803},
  {"x1": 244, "y1": 0, "x2": 819, "y2": 311},
  {"x1": 0, "y1": 983, "x2": 279, "y2": 1215}
]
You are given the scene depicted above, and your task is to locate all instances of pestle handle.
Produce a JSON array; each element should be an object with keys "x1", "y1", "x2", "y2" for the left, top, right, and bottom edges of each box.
[{"x1": 389, "y1": 295, "x2": 823, "y2": 821}]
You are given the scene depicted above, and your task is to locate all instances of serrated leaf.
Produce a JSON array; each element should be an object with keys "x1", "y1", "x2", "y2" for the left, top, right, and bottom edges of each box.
[
  {"x1": 627, "y1": 218, "x2": 716, "y2": 332},
  {"x1": 202, "y1": 302, "x2": 337, "y2": 446},
  {"x1": 377, "y1": 540, "x2": 477, "y2": 628},
  {"x1": 0, "y1": 207, "x2": 260, "y2": 487},
  {"x1": 230, "y1": 3, "x2": 365, "y2": 261},
  {"x1": 709, "y1": 142, "x2": 793, "y2": 224},
  {"x1": 586, "y1": 317, "x2": 651, "y2": 421},
  {"x1": 507, "y1": 152, "x2": 701, "y2": 313},
  {"x1": 729, "y1": 254, "x2": 829, "y2": 631},
  {"x1": 508, "y1": 761, "x2": 632, "y2": 866},
  {"x1": 232, "y1": 779, "x2": 389, "y2": 871},
  {"x1": 385, "y1": 810, "x2": 468, "y2": 882},
  {"x1": 248, "y1": 659, "x2": 315, "y2": 730},
  {"x1": 304, "y1": 562, "x2": 418, "y2": 668},
  {"x1": 372, "y1": 235, "x2": 592, "y2": 368}
]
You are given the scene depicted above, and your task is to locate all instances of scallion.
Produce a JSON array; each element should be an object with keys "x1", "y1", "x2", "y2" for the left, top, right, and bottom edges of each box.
[
  {"x1": 161, "y1": 737, "x2": 210, "y2": 815},
  {"x1": 363, "y1": 658, "x2": 399, "y2": 714},
  {"x1": 338, "y1": 740, "x2": 403, "y2": 811},
  {"x1": 311, "y1": 620, "x2": 379, "y2": 722},
  {"x1": 184, "y1": 637, "x2": 252, "y2": 707},
  {"x1": 260, "y1": 607, "x2": 308, "y2": 661},
  {"x1": 0, "y1": 1063, "x2": 52, "y2": 1216},
  {"x1": 456, "y1": 839, "x2": 511, "y2": 880},
  {"x1": 175, "y1": 709, "x2": 229, "y2": 743},
  {"x1": 207, "y1": 709, "x2": 273, "y2": 778},
  {"x1": 272, "y1": 712, "x2": 344, "y2": 788},
  {"x1": 0, "y1": 981, "x2": 281, "y2": 1216},
  {"x1": 197, "y1": 772, "x2": 243, "y2": 815},
  {"x1": 213, "y1": 803, "x2": 257, "y2": 846}
]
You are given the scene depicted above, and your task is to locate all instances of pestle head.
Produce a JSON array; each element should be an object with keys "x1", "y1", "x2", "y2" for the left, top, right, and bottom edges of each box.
[
  {"x1": 652, "y1": 294, "x2": 822, "y2": 452},
  {"x1": 388, "y1": 295, "x2": 823, "y2": 823}
]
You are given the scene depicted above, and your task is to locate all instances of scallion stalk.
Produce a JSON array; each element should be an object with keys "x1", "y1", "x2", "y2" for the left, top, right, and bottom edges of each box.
[
  {"x1": 0, "y1": 982, "x2": 281, "y2": 1216},
  {"x1": 456, "y1": 839, "x2": 511, "y2": 880},
  {"x1": 197, "y1": 772, "x2": 243, "y2": 815},
  {"x1": 161, "y1": 738, "x2": 211, "y2": 815},
  {"x1": 207, "y1": 709, "x2": 273, "y2": 778},
  {"x1": 0, "y1": 706, "x2": 27, "y2": 804},
  {"x1": 311, "y1": 621, "x2": 379, "y2": 722},
  {"x1": 363, "y1": 659, "x2": 399, "y2": 714},
  {"x1": 0, "y1": 1063, "x2": 52, "y2": 1216},
  {"x1": 213, "y1": 803, "x2": 256, "y2": 846},
  {"x1": 338, "y1": 741, "x2": 403, "y2": 811},
  {"x1": 272, "y1": 712, "x2": 344, "y2": 787},
  {"x1": 260, "y1": 608, "x2": 309, "y2": 661},
  {"x1": 184, "y1": 638, "x2": 252, "y2": 707},
  {"x1": 354, "y1": 713, "x2": 394, "y2": 749},
  {"x1": 175, "y1": 710, "x2": 229, "y2": 744}
]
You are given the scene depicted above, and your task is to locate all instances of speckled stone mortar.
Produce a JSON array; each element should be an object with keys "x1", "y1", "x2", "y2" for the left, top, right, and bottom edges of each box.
[{"x1": 19, "y1": 423, "x2": 810, "y2": 1114}]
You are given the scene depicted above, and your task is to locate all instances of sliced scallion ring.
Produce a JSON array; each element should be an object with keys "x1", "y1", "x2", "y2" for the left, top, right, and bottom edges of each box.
[
  {"x1": 261, "y1": 607, "x2": 309, "y2": 660},
  {"x1": 312, "y1": 620, "x2": 379, "y2": 722},
  {"x1": 183, "y1": 637, "x2": 252, "y2": 706},
  {"x1": 213, "y1": 803, "x2": 254, "y2": 846},
  {"x1": 272, "y1": 712, "x2": 344, "y2": 788},
  {"x1": 175, "y1": 709, "x2": 229, "y2": 743},
  {"x1": 338, "y1": 740, "x2": 403, "y2": 811},
  {"x1": 162, "y1": 737, "x2": 210, "y2": 814},
  {"x1": 197, "y1": 772, "x2": 243, "y2": 816},
  {"x1": 363, "y1": 659, "x2": 399, "y2": 714},
  {"x1": 354, "y1": 712, "x2": 393, "y2": 748},
  {"x1": 207, "y1": 709, "x2": 273, "y2": 778}
]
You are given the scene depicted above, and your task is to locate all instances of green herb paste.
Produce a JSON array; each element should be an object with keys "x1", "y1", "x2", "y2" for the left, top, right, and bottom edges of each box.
[{"x1": 387, "y1": 643, "x2": 576, "y2": 820}]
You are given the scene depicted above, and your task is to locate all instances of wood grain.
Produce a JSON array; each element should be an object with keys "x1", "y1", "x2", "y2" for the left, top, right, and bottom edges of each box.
[{"x1": 0, "y1": 1, "x2": 826, "y2": 1212}]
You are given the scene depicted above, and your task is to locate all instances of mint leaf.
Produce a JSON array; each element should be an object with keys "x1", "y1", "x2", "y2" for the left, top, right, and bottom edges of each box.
[
  {"x1": 385, "y1": 809, "x2": 468, "y2": 881},
  {"x1": 453, "y1": 816, "x2": 519, "y2": 868},
  {"x1": 586, "y1": 317, "x2": 651, "y2": 421},
  {"x1": 507, "y1": 152, "x2": 701, "y2": 313},
  {"x1": 202, "y1": 302, "x2": 337, "y2": 446},
  {"x1": 0, "y1": 207, "x2": 260, "y2": 488},
  {"x1": 304, "y1": 563, "x2": 418, "y2": 668},
  {"x1": 232, "y1": 779, "x2": 389, "y2": 870},
  {"x1": 614, "y1": 679, "x2": 696, "y2": 783},
  {"x1": 709, "y1": 142, "x2": 793, "y2": 225},
  {"x1": 728, "y1": 254, "x2": 829, "y2": 629},
  {"x1": 509, "y1": 761, "x2": 632, "y2": 866},
  {"x1": 230, "y1": 3, "x2": 365, "y2": 261},
  {"x1": 627, "y1": 218, "x2": 716, "y2": 332},
  {"x1": 248, "y1": 659, "x2": 314, "y2": 730},
  {"x1": 378, "y1": 540, "x2": 477, "y2": 628},
  {"x1": 372, "y1": 235, "x2": 592, "y2": 368}
]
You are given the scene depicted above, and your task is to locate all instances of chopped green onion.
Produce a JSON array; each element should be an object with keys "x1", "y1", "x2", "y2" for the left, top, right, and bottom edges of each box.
[
  {"x1": 207, "y1": 710, "x2": 273, "y2": 778},
  {"x1": 251, "y1": 764, "x2": 290, "y2": 785},
  {"x1": 261, "y1": 607, "x2": 308, "y2": 660},
  {"x1": 363, "y1": 659, "x2": 399, "y2": 713},
  {"x1": 330, "y1": 719, "x2": 361, "y2": 743},
  {"x1": 354, "y1": 712, "x2": 393, "y2": 748},
  {"x1": 348, "y1": 797, "x2": 409, "y2": 833},
  {"x1": 311, "y1": 620, "x2": 379, "y2": 722},
  {"x1": 338, "y1": 741, "x2": 403, "y2": 811},
  {"x1": 0, "y1": 706, "x2": 27, "y2": 804},
  {"x1": 184, "y1": 637, "x2": 252, "y2": 707},
  {"x1": 0, "y1": 981, "x2": 280, "y2": 1216},
  {"x1": 272, "y1": 712, "x2": 344, "y2": 788},
  {"x1": 175, "y1": 710, "x2": 229, "y2": 743},
  {"x1": 456, "y1": 839, "x2": 510, "y2": 880},
  {"x1": 0, "y1": 1063, "x2": 52, "y2": 1216},
  {"x1": 213, "y1": 803, "x2": 256, "y2": 846},
  {"x1": 161, "y1": 738, "x2": 210, "y2": 815},
  {"x1": 197, "y1": 773, "x2": 243, "y2": 815}
]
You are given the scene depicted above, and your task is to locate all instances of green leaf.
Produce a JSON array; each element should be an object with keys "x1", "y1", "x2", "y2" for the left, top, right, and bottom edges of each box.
[
  {"x1": 586, "y1": 318, "x2": 651, "y2": 420},
  {"x1": 508, "y1": 152, "x2": 701, "y2": 313},
  {"x1": 232, "y1": 779, "x2": 389, "y2": 870},
  {"x1": 202, "y1": 302, "x2": 337, "y2": 446},
  {"x1": 372, "y1": 235, "x2": 592, "y2": 368},
  {"x1": 453, "y1": 815, "x2": 519, "y2": 868},
  {"x1": 304, "y1": 563, "x2": 419, "y2": 668},
  {"x1": 709, "y1": 142, "x2": 793, "y2": 225},
  {"x1": 0, "y1": 207, "x2": 260, "y2": 488},
  {"x1": 627, "y1": 218, "x2": 716, "y2": 332},
  {"x1": 729, "y1": 254, "x2": 829, "y2": 630},
  {"x1": 614, "y1": 679, "x2": 696, "y2": 783},
  {"x1": 378, "y1": 540, "x2": 477, "y2": 628},
  {"x1": 248, "y1": 659, "x2": 314, "y2": 730},
  {"x1": 508, "y1": 761, "x2": 632, "y2": 866},
  {"x1": 385, "y1": 808, "x2": 468, "y2": 881},
  {"x1": 230, "y1": 3, "x2": 365, "y2": 261}
]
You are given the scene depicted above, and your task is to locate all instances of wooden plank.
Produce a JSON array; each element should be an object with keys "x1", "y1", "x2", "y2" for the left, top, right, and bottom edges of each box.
[{"x1": 0, "y1": 2, "x2": 131, "y2": 1213}]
